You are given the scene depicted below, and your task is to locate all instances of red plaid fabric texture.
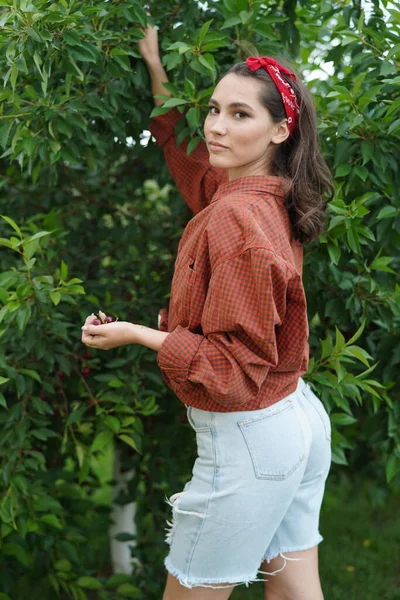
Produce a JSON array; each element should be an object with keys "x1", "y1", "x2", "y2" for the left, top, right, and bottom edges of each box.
[{"x1": 149, "y1": 109, "x2": 309, "y2": 412}]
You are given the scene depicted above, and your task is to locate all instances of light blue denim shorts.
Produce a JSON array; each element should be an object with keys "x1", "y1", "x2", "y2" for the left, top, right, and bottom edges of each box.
[{"x1": 164, "y1": 377, "x2": 332, "y2": 590}]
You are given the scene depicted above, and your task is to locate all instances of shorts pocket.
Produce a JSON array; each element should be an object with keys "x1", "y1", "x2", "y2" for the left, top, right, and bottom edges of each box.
[
  {"x1": 238, "y1": 401, "x2": 306, "y2": 481},
  {"x1": 302, "y1": 385, "x2": 331, "y2": 442},
  {"x1": 187, "y1": 406, "x2": 212, "y2": 433}
]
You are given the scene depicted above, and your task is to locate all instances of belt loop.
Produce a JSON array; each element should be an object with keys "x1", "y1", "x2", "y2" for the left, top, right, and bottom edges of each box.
[{"x1": 297, "y1": 377, "x2": 307, "y2": 393}]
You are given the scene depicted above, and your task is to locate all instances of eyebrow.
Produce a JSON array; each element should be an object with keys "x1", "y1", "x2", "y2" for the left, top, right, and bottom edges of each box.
[{"x1": 208, "y1": 98, "x2": 254, "y2": 112}]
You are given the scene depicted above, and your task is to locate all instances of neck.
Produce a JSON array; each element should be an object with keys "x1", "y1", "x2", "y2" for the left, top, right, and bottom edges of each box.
[{"x1": 229, "y1": 164, "x2": 272, "y2": 181}]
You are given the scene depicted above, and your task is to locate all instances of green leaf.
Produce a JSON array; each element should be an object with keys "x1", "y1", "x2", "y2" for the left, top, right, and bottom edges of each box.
[
  {"x1": 186, "y1": 106, "x2": 201, "y2": 130},
  {"x1": 50, "y1": 291, "x2": 61, "y2": 306},
  {"x1": 221, "y1": 15, "x2": 242, "y2": 29},
  {"x1": 320, "y1": 334, "x2": 333, "y2": 359},
  {"x1": 386, "y1": 454, "x2": 400, "y2": 483},
  {"x1": 167, "y1": 42, "x2": 192, "y2": 54},
  {"x1": 386, "y1": 96, "x2": 400, "y2": 117},
  {"x1": 198, "y1": 53, "x2": 216, "y2": 73},
  {"x1": 104, "y1": 415, "x2": 120, "y2": 433},
  {"x1": 357, "y1": 8, "x2": 364, "y2": 30},
  {"x1": 343, "y1": 345, "x2": 372, "y2": 367},
  {"x1": 0, "y1": 11, "x2": 10, "y2": 27},
  {"x1": 187, "y1": 136, "x2": 202, "y2": 155},
  {"x1": 116, "y1": 583, "x2": 141, "y2": 596},
  {"x1": 108, "y1": 379, "x2": 125, "y2": 388},
  {"x1": 335, "y1": 164, "x2": 351, "y2": 177},
  {"x1": 388, "y1": 118, "x2": 400, "y2": 134},
  {"x1": 66, "y1": 404, "x2": 88, "y2": 426},
  {"x1": 0, "y1": 393, "x2": 7, "y2": 409},
  {"x1": 361, "y1": 140, "x2": 374, "y2": 165},
  {"x1": 198, "y1": 20, "x2": 213, "y2": 44},
  {"x1": 163, "y1": 98, "x2": 190, "y2": 108},
  {"x1": 334, "y1": 327, "x2": 346, "y2": 352},
  {"x1": 77, "y1": 577, "x2": 103, "y2": 590},
  {"x1": 0, "y1": 122, "x2": 14, "y2": 149},
  {"x1": 346, "y1": 228, "x2": 361, "y2": 255},
  {"x1": 2, "y1": 543, "x2": 32, "y2": 567},
  {"x1": 354, "y1": 166, "x2": 368, "y2": 181},
  {"x1": 69, "y1": 45, "x2": 98, "y2": 64},
  {"x1": 370, "y1": 256, "x2": 396, "y2": 274},
  {"x1": 376, "y1": 206, "x2": 397, "y2": 220},
  {"x1": 62, "y1": 31, "x2": 81, "y2": 46},
  {"x1": 91, "y1": 430, "x2": 113, "y2": 453},
  {"x1": 61, "y1": 260, "x2": 68, "y2": 281},
  {"x1": 330, "y1": 413, "x2": 358, "y2": 425},
  {"x1": 327, "y1": 242, "x2": 341, "y2": 265},
  {"x1": 18, "y1": 368, "x2": 41, "y2": 383},
  {"x1": 16, "y1": 305, "x2": 31, "y2": 333},
  {"x1": 346, "y1": 319, "x2": 367, "y2": 345},
  {"x1": 54, "y1": 559, "x2": 71, "y2": 572},
  {"x1": 150, "y1": 105, "x2": 174, "y2": 118},
  {"x1": 119, "y1": 434, "x2": 139, "y2": 452},
  {"x1": 0, "y1": 215, "x2": 22, "y2": 237},
  {"x1": 331, "y1": 447, "x2": 348, "y2": 465},
  {"x1": 0, "y1": 377, "x2": 10, "y2": 385}
]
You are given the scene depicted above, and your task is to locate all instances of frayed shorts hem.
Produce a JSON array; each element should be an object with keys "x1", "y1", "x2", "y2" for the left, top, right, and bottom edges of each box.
[
  {"x1": 262, "y1": 534, "x2": 324, "y2": 562},
  {"x1": 164, "y1": 535, "x2": 323, "y2": 590},
  {"x1": 165, "y1": 557, "x2": 261, "y2": 590}
]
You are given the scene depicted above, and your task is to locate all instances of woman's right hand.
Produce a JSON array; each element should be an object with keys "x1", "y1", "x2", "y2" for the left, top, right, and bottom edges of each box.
[
  {"x1": 138, "y1": 20, "x2": 172, "y2": 107},
  {"x1": 138, "y1": 22, "x2": 162, "y2": 67}
]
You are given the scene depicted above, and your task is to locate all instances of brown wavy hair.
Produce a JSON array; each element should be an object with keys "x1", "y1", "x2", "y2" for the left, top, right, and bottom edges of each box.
[{"x1": 223, "y1": 59, "x2": 334, "y2": 245}]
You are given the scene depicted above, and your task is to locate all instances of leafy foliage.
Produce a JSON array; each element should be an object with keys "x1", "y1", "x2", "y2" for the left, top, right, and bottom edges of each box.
[{"x1": 0, "y1": 0, "x2": 399, "y2": 597}]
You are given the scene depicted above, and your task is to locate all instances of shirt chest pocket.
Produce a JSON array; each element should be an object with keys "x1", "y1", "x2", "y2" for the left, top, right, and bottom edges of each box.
[{"x1": 171, "y1": 254, "x2": 197, "y2": 321}]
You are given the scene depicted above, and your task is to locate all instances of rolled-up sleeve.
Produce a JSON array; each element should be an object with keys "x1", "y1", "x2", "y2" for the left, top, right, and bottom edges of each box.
[{"x1": 157, "y1": 248, "x2": 290, "y2": 407}]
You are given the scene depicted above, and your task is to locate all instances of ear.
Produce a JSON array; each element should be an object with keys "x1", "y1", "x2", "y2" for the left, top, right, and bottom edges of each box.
[{"x1": 271, "y1": 120, "x2": 290, "y2": 145}]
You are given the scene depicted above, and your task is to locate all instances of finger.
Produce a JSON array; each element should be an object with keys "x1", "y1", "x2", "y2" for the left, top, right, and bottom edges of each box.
[
  {"x1": 82, "y1": 324, "x2": 109, "y2": 335},
  {"x1": 84, "y1": 313, "x2": 96, "y2": 325},
  {"x1": 82, "y1": 334, "x2": 97, "y2": 347},
  {"x1": 82, "y1": 325, "x2": 97, "y2": 336}
]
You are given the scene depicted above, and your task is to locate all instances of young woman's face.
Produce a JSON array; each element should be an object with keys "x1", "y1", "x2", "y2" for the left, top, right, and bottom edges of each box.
[{"x1": 204, "y1": 73, "x2": 289, "y2": 180}]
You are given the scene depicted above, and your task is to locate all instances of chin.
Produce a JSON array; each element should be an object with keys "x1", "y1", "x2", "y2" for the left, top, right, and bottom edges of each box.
[{"x1": 208, "y1": 155, "x2": 232, "y2": 168}]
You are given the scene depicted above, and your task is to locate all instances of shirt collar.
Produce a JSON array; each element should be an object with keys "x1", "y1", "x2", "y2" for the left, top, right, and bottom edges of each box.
[{"x1": 211, "y1": 175, "x2": 287, "y2": 205}]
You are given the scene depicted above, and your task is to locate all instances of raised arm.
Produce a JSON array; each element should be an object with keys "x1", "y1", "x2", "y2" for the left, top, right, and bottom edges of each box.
[{"x1": 138, "y1": 24, "x2": 227, "y2": 215}]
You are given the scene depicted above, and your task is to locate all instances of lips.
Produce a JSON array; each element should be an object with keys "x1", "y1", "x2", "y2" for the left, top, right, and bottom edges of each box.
[{"x1": 209, "y1": 141, "x2": 229, "y2": 149}]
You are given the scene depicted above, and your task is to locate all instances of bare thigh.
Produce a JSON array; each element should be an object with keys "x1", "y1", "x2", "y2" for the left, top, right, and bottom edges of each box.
[
  {"x1": 163, "y1": 574, "x2": 234, "y2": 600},
  {"x1": 262, "y1": 546, "x2": 324, "y2": 600}
]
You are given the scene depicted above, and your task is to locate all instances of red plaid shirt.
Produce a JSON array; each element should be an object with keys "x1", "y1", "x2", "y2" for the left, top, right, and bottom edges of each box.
[{"x1": 149, "y1": 109, "x2": 309, "y2": 412}]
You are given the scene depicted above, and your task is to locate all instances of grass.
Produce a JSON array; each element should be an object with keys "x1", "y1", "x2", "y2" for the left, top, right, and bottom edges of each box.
[{"x1": 230, "y1": 475, "x2": 400, "y2": 600}]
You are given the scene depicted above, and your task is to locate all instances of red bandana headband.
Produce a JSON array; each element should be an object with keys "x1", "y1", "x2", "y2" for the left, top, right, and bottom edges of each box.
[{"x1": 245, "y1": 56, "x2": 300, "y2": 135}]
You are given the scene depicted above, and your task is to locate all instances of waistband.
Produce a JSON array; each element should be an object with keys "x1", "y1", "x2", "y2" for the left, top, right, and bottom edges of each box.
[{"x1": 185, "y1": 377, "x2": 309, "y2": 415}]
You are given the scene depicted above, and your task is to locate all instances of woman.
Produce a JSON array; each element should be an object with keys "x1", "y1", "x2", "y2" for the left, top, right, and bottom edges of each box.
[{"x1": 82, "y1": 23, "x2": 333, "y2": 600}]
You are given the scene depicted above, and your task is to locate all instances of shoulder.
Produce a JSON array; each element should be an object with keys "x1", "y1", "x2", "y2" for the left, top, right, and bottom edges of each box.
[
  {"x1": 206, "y1": 191, "x2": 298, "y2": 273},
  {"x1": 206, "y1": 194, "x2": 253, "y2": 265},
  {"x1": 207, "y1": 192, "x2": 279, "y2": 245}
]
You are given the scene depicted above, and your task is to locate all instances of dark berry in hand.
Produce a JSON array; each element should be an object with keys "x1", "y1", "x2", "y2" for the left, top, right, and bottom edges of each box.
[
  {"x1": 105, "y1": 316, "x2": 115, "y2": 323},
  {"x1": 92, "y1": 319, "x2": 102, "y2": 325}
]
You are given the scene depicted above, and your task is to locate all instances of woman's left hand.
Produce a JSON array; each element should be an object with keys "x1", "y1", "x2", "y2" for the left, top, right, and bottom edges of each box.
[{"x1": 81, "y1": 321, "x2": 136, "y2": 350}]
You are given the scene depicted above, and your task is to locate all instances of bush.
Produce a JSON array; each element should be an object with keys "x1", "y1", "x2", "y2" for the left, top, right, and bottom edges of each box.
[{"x1": 0, "y1": 0, "x2": 399, "y2": 597}]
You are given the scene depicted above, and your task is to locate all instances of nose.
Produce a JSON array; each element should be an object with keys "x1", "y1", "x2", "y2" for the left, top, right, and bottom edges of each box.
[{"x1": 208, "y1": 115, "x2": 227, "y2": 136}]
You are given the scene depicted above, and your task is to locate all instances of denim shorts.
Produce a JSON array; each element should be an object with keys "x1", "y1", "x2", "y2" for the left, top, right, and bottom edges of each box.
[{"x1": 164, "y1": 377, "x2": 332, "y2": 590}]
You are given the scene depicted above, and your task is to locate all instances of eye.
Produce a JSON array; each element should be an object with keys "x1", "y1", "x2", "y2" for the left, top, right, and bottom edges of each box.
[
  {"x1": 207, "y1": 106, "x2": 248, "y2": 119},
  {"x1": 234, "y1": 111, "x2": 248, "y2": 119}
]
